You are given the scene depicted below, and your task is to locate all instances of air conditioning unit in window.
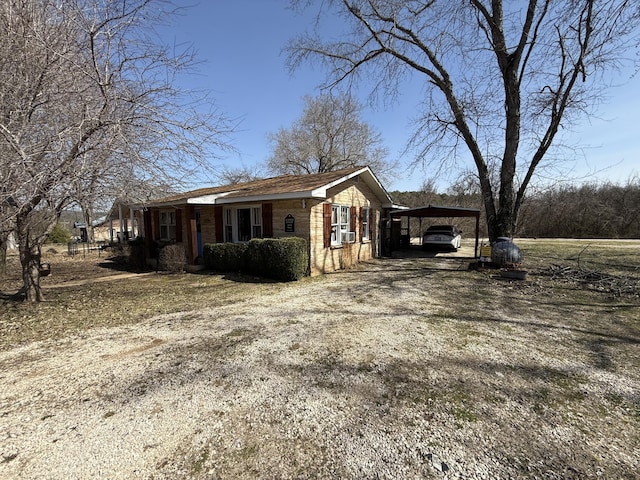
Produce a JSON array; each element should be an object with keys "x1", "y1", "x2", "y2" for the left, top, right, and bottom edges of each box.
[{"x1": 341, "y1": 231, "x2": 356, "y2": 243}]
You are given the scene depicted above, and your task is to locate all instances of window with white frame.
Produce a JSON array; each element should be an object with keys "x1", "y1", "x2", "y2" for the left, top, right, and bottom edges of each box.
[
  {"x1": 224, "y1": 208, "x2": 233, "y2": 242},
  {"x1": 362, "y1": 207, "x2": 370, "y2": 241},
  {"x1": 251, "y1": 207, "x2": 262, "y2": 238},
  {"x1": 224, "y1": 206, "x2": 262, "y2": 242},
  {"x1": 159, "y1": 211, "x2": 176, "y2": 241},
  {"x1": 331, "y1": 205, "x2": 350, "y2": 245}
]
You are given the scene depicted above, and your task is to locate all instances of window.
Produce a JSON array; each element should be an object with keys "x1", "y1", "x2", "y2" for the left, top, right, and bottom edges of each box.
[
  {"x1": 224, "y1": 208, "x2": 233, "y2": 242},
  {"x1": 252, "y1": 207, "x2": 262, "y2": 239},
  {"x1": 331, "y1": 205, "x2": 350, "y2": 245},
  {"x1": 224, "y1": 206, "x2": 262, "y2": 242},
  {"x1": 362, "y1": 207, "x2": 370, "y2": 241},
  {"x1": 159, "y1": 211, "x2": 176, "y2": 241}
]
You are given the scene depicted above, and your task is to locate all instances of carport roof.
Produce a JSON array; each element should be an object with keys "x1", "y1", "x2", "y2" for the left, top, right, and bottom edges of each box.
[{"x1": 390, "y1": 205, "x2": 480, "y2": 218}]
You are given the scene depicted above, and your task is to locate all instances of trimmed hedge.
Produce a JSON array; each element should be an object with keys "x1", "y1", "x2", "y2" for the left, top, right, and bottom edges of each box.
[
  {"x1": 248, "y1": 237, "x2": 308, "y2": 281},
  {"x1": 203, "y1": 242, "x2": 248, "y2": 273},
  {"x1": 203, "y1": 237, "x2": 308, "y2": 281}
]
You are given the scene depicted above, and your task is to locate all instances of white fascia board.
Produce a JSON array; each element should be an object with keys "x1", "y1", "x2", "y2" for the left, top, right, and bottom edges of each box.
[
  {"x1": 215, "y1": 191, "x2": 320, "y2": 204},
  {"x1": 321, "y1": 166, "x2": 393, "y2": 204},
  {"x1": 320, "y1": 167, "x2": 368, "y2": 193},
  {"x1": 309, "y1": 186, "x2": 329, "y2": 198},
  {"x1": 186, "y1": 191, "x2": 237, "y2": 204}
]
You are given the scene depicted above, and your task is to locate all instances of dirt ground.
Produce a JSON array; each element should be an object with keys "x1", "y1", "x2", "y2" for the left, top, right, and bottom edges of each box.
[{"x1": 0, "y1": 244, "x2": 638, "y2": 479}]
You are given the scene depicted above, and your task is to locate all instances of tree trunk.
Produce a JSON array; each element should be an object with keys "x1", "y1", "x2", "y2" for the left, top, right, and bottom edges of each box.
[
  {"x1": 0, "y1": 231, "x2": 8, "y2": 276},
  {"x1": 83, "y1": 207, "x2": 95, "y2": 244},
  {"x1": 19, "y1": 240, "x2": 44, "y2": 302},
  {"x1": 15, "y1": 211, "x2": 48, "y2": 302},
  {"x1": 485, "y1": 193, "x2": 518, "y2": 241}
]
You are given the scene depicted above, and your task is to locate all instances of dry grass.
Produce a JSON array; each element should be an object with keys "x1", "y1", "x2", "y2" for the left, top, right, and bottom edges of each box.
[
  {"x1": 518, "y1": 238, "x2": 640, "y2": 277},
  {"x1": 0, "y1": 239, "x2": 639, "y2": 478},
  {"x1": 0, "y1": 248, "x2": 286, "y2": 350}
]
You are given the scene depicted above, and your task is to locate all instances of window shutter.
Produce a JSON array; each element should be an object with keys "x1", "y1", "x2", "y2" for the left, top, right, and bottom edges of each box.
[
  {"x1": 323, "y1": 203, "x2": 332, "y2": 248},
  {"x1": 152, "y1": 209, "x2": 160, "y2": 240},
  {"x1": 359, "y1": 207, "x2": 364, "y2": 241},
  {"x1": 214, "y1": 205, "x2": 224, "y2": 243},
  {"x1": 262, "y1": 203, "x2": 273, "y2": 238},
  {"x1": 175, "y1": 209, "x2": 183, "y2": 242},
  {"x1": 350, "y1": 207, "x2": 356, "y2": 235},
  {"x1": 369, "y1": 209, "x2": 374, "y2": 241}
]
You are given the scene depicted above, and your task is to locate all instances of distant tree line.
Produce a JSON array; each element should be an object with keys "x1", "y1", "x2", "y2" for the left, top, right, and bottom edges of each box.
[
  {"x1": 390, "y1": 177, "x2": 640, "y2": 240},
  {"x1": 518, "y1": 179, "x2": 640, "y2": 238}
]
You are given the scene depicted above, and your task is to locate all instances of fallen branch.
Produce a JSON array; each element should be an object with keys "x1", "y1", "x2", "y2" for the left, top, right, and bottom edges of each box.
[{"x1": 542, "y1": 264, "x2": 640, "y2": 297}]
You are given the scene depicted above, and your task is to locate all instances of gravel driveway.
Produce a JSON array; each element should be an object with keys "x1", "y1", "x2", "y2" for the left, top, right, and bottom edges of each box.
[{"x1": 1, "y1": 257, "x2": 638, "y2": 479}]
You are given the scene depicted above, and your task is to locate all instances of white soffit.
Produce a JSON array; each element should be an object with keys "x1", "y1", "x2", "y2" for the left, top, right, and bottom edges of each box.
[{"x1": 187, "y1": 191, "x2": 237, "y2": 204}]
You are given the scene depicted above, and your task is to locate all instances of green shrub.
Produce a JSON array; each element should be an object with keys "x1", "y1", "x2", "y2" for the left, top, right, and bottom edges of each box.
[
  {"x1": 247, "y1": 237, "x2": 308, "y2": 281},
  {"x1": 48, "y1": 223, "x2": 71, "y2": 244},
  {"x1": 203, "y1": 242, "x2": 248, "y2": 273},
  {"x1": 204, "y1": 238, "x2": 308, "y2": 281}
]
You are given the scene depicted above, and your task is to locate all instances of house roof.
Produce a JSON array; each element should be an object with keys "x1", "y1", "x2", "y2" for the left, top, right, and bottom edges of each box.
[{"x1": 143, "y1": 166, "x2": 394, "y2": 207}]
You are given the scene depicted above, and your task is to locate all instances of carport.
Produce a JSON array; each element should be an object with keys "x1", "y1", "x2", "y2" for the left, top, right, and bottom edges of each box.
[{"x1": 385, "y1": 205, "x2": 481, "y2": 257}]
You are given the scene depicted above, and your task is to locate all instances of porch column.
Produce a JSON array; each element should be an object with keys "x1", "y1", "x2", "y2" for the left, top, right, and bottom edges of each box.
[
  {"x1": 130, "y1": 207, "x2": 135, "y2": 239},
  {"x1": 118, "y1": 204, "x2": 124, "y2": 242}
]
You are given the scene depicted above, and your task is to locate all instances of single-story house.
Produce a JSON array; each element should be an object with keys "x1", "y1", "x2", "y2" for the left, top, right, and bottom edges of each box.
[
  {"x1": 94, "y1": 200, "x2": 143, "y2": 243},
  {"x1": 137, "y1": 166, "x2": 395, "y2": 275},
  {"x1": 90, "y1": 217, "x2": 135, "y2": 243}
]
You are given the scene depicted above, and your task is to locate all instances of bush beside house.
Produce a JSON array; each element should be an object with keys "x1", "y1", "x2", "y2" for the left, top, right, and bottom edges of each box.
[
  {"x1": 158, "y1": 244, "x2": 187, "y2": 273},
  {"x1": 203, "y1": 242, "x2": 248, "y2": 273},
  {"x1": 204, "y1": 237, "x2": 308, "y2": 281}
]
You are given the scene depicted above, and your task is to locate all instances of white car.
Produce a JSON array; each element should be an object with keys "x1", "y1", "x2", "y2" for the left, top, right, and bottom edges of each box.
[{"x1": 422, "y1": 225, "x2": 462, "y2": 251}]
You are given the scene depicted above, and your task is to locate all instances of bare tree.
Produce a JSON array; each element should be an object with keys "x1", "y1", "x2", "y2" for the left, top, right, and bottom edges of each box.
[
  {"x1": 0, "y1": 0, "x2": 232, "y2": 301},
  {"x1": 218, "y1": 164, "x2": 266, "y2": 185},
  {"x1": 267, "y1": 93, "x2": 397, "y2": 183},
  {"x1": 287, "y1": 0, "x2": 640, "y2": 240}
]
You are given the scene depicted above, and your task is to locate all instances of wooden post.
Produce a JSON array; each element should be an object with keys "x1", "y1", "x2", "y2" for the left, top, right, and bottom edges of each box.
[{"x1": 474, "y1": 214, "x2": 480, "y2": 258}]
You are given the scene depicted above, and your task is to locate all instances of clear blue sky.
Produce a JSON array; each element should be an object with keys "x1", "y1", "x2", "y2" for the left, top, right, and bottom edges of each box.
[{"x1": 160, "y1": 1, "x2": 639, "y2": 192}]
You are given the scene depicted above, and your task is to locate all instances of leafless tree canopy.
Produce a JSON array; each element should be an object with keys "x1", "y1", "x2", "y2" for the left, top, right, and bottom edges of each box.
[
  {"x1": 266, "y1": 93, "x2": 397, "y2": 184},
  {"x1": 217, "y1": 165, "x2": 266, "y2": 186},
  {"x1": 0, "y1": 0, "x2": 233, "y2": 301},
  {"x1": 287, "y1": 0, "x2": 640, "y2": 240},
  {"x1": 518, "y1": 176, "x2": 640, "y2": 238}
]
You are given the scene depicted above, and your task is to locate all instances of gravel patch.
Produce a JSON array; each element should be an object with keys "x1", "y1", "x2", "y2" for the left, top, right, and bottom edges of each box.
[{"x1": 1, "y1": 258, "x2": 638, "y2": 479}]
